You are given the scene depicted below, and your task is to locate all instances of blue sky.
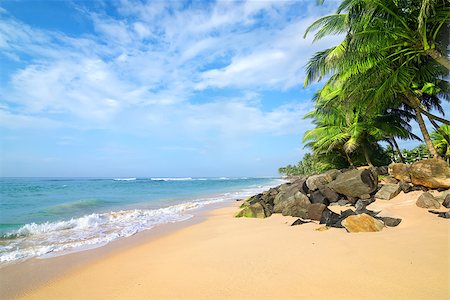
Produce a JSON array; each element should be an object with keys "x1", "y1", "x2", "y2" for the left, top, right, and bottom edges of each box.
[{"x1": 0, "y1": 1, "x2": 445, "y2": 177}]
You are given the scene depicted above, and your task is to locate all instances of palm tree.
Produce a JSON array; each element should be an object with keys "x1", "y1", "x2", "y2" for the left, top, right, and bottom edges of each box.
[
  {"x1": 304, "y1": 0, "x2": 449, "y2": 158},
  {"x1": 431, "y1": 124, "x2": 450, "y2": 163}
]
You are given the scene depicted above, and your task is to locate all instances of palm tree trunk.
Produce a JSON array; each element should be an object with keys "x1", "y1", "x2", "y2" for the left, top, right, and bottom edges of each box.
[
  {"x1": 344, "y1": 151, "x2": 354, "y2": 168},
  {"x1": 404, "y1": 91, "x2": 441, "y2": 159},
  {"x1": 362, "y1": 143, "x2": 374, "y2": 167},
  {"x1": 418, "y1": 107, "x2": 450, "y2": 126},
  {"x1": 414, "y1": 106, "x2": 440, "y2": 159},
  {"x1": 426, "y1": 49, "x2": 450, "y2": 71},
  {"x1": 392, "y1": 137, "x2": 406, "y2": 164}
]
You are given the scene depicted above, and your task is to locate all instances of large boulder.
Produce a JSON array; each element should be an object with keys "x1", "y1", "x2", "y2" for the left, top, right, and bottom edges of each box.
[
  {"x1": 306, "y1": 175, "x2": 329, "y2": 192},
  {"x1": 341, "y1": 214, "x2": 384, "y2": 232},
  {"x1": 389, "y1": 163, "x2": 411, "y2": 182},
  {"x1": 309, "y1": 190, "x2": 328, "y2": 205},
  {"x1": 327, "y1": 169, "x2": 377, "y2": 198},
  {"x1": 318, "y1": 185, "x2": 340, "y2": 203},
  {"x1": 409, "y1": 159, "x2": 450, "y2": 189},
  {"x1": 374, "y1": 184, "x2": 401, "y2": 200},
  {"x1": 235, "y1": 203, "x2": 267, "y2": 218},
  {"x1": 416, "y1": 192, "x2": 440, "y2": 209},
  {"x1": 274, "y1": 191, "x2": 311, "y2": 218}
]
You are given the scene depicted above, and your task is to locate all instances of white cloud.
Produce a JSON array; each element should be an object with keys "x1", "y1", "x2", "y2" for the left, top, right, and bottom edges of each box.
[{"x1": 0, "y1": 0, "x2": 336, "y2": 134}]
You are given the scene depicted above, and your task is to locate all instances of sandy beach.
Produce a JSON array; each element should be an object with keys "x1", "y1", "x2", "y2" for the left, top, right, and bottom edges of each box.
[{"x1": 1, "y1": 191, "x2": 449, "y2": 300}]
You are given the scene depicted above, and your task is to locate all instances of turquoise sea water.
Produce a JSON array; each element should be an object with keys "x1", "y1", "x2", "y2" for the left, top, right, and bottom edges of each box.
[{"x1": 0, "y1": 177, "x2": 281, "y2": 263}]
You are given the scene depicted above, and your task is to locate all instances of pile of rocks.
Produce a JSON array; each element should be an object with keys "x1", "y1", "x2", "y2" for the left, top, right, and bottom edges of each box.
[{"x1": 235, "y1": 159, "x2": 450, "y2": 232}]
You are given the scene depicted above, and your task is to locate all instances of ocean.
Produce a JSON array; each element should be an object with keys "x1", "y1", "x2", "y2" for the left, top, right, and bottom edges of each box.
[{"x1": 0, "y1": 177, "x2": 281, "y2": 263}]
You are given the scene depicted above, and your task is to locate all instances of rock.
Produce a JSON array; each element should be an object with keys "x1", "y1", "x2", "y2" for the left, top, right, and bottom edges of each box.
[
  {"x1": 308, "y1": 203, "x2": 327, "y2": 221},
  {"x1": 327, "y1": 169, "x2": 377, "y2": 198},
  {"x1": 375, "y1": 184, "x2": 401, "y2": 200},
  {"x1": 377, "y1": 166, "x2": 389, "y2": 175},
  {"x1": 340, "y1": 209, "x2": 356, "y2": 219},
  {"x1": 355, "y1": 199, "x2": 370, "y2": 211},
  {"x1": 274, "y1": 191, "x2": 310, "y2": 215},
  {"x1": 416, "y1": 192, "x2": 440, "y2": 209},
  {"x1": 306, "y1": 174, "x2": 330, "y2": 191},
  {"x1": 399, "y1": 180, "x2": 412, "y2": 193},
  {"x1": 359, "y1": 194, "x2": 371, "y2": 200},
  {"x1": 409, "y1": 159, "x2": 450, "y2": 189},
  {"x1": 380, "y1": 175, "x2": 399, "y2": 184},
  {"x1": 341, "y1": 213, "x2": 385, "y2": 232},
  {"x1": 377, "y1": 216, "x2": 402, "y2": 227},
  {"x1": 443, "y1": 194, "x2": 450, "y2": 208},
  {"x1": 291, "y1": 219, "x2": 311, "y2": 226},
  {"x1": 337, "y1": 199, "x2": 349, "y2": 206},
  {"x1": 320, "y1": 208, "x2": 342, "y2": 228},
  {"x1": 235, "y1": 203, "x2": 267, "y2": 218},
  {"x1": 428, "y1": 210, "x2": 450, "y2": 219},
  {"x1": 309, "y1": 190, "x2": 329, "y2": 205},
  {"x1": 389, "y1": 163, "x2": 411, "y2": 182},
  {"x1": 315, "y1": 226, "x2": 330, "y2": 231},
  {"x1": 318, "y1": 185, "x2": 340, "y2": 203}
]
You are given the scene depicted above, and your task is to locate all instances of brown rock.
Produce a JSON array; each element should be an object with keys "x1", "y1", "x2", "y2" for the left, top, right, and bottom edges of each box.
[
  {"x1": 308, "y1": 203, "x2": 327, "y2": 221},
  {"x1": 416, "y1": 192, "x2": 440, "y2": 209},
  {"x1": 374, "y1": 184, "x2": 401, "y2": 200},
  {"x1": 409, "y1": 159, "x2": 450, "y2": 189},
  {"x1": 443, "y1": 194, "x2": 450, "y2": 208},
  {"x1": 341, "y1": 213, "x2": 385, "y2": 233},
  {"x1": 389, "y1": 163, "x2": 411, "y2": 182}
]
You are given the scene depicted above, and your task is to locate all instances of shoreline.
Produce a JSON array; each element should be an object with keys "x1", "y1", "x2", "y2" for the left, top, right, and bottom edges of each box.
[
  {"x1": 2, "y1": 190, "x2": 449, "y2": 299},
  {"x1": 0, "y1": 200, "x2": 232, "y2": 299}
]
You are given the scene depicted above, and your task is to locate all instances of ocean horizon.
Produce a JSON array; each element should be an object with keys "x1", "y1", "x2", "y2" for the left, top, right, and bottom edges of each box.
[{"x1": 0, "y1": 177, "x2": 283, "y2": 263}]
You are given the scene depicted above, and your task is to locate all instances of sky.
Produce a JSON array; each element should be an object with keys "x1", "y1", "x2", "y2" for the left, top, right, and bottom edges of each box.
[{"x1": 0, "y1": 0, "x2": 446, "y2": 177}]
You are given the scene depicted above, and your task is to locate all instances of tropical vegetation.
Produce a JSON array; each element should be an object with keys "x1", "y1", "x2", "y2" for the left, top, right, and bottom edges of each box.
[{"x1": 279, "y1": 0, "x2": 449, "y2": 176}]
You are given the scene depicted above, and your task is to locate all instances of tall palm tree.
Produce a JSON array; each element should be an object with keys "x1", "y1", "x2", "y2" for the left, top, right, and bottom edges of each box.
[{"x1": 304, "y1": 0, "x2": 449, "y2": 158}]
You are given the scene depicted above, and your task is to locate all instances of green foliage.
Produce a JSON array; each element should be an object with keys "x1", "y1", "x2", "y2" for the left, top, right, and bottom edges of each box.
[
  {"x1": 431, "y1": 124, "x2": 450, "y2": 160},
  {"x1": 401, "y1": 144, "x2": 431, "y2": 163}
]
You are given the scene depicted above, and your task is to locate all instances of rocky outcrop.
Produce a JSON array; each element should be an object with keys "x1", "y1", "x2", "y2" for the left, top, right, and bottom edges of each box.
[
  {"x1": 416, "y1": 192, "x2": 440, "y2": 209},
  {"x1": 375, "y1": 184, "x2": 401, "y2": 200},
  {"x1": 274, "y1": 190, "x2": 310, "y2": 215},
  {"x1": 327, "y1": 169, "x2": 377, "y2": 198},
  {"x1": 341, "y1": 214, "x2": 385, "y2": 232}
]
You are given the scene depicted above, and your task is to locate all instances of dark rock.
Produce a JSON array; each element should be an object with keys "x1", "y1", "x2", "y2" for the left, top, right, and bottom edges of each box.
[
  {"x1": 308, "y1": 203, "x2": 327, "y2": 221},
  {"x1": 377, "y1": 216, "x2": 402, "y2": 227},
  {"x1": 416, "y1": 192, "x2": 440, "y2": 209},
  {"x1": 309, "y1": 190, "x2": 329, "y2": 205},
  {"x1": 443, "y1": 194, "x2": 450, "y2": 208},
  {"x1": 342, "y1": 213, "x2": 384, "y2": 232},
  {"x1": 259, "y1": 201, "x2": 273, "y2": 217},
  {"x1": 375, "y1": 183, "x2": 401, "y2": 200},
  {"x1": 409, "y1": 159, "x2": 450, "y2": 189},
  {"x1": 411, "y1": 185, "x2": 428, "y2": 192},
  {"x1": 320, "y1": 208, "x2": 342, "y2": 228},
  {"x1": 291, "y1": 219, "x2": 312, "y2": 226},
  {"x1": 399, "y1": 180, "x2": 412, "y2": 193},
  {"x1": 355, "y1": 199, "x2": 370, "y2": 211},
  {"x1": 318, "y1": 185, "x2": 340, "y2": 203},
  {"x1": 340, "y1": 209, "x2": 356, "y2": 219},
  {"x1": 337, "y1": 199, "x2": 349, "y2": 206},
  {"x1": 327, "y1": 169, "x2": 377, "y2": 198},
  {"x1": 428, "y1": 210, "x2": 450, "y2": 219}
]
